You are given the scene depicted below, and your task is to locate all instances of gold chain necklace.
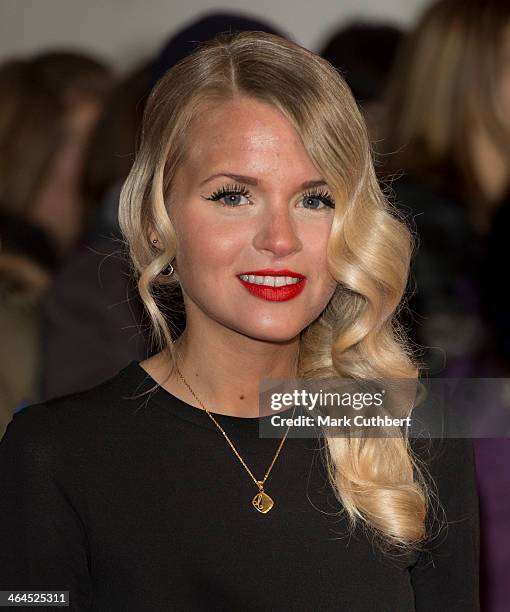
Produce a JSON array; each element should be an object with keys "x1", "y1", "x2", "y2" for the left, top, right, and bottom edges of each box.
[{"x1": 174, "y1": 362, "x2": 295, "y2": 514}]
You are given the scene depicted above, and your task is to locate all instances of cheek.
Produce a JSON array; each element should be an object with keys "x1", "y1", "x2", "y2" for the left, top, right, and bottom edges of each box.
[
  {"x1": 316, "y1": 250, "x2": 337, "y2": 300},
  {"x1": 302, "y1": 223, "x2": 334, "y2": 277},
  {"x1": 175, "y1": 218, "x2": 245, "y2": 281}
]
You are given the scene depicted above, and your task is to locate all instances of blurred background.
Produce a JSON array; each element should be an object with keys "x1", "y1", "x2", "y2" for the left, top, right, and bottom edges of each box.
[
  {"x1": 1, "y1": 0, "x2": 428, "y2": 71},
  {"x1": 0, "y1": 1, "x2": 509, "y2": 610}
]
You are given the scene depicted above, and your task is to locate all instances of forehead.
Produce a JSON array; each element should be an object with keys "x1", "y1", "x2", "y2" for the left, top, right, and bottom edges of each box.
[{"x1": 182, "y1": 96, "x2": 319, "y2": 178}]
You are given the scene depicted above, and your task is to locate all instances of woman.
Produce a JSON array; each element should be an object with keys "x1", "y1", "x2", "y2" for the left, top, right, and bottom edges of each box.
[
  {"x1": 0, "y1": 51, "x2": 113, "y2": 428},
  {"x1": 0, "y1": 32, "x2": 479, "y2": 610},
  {"x1": 376, "y1": 0, "x2": 510, "y2": 377}
]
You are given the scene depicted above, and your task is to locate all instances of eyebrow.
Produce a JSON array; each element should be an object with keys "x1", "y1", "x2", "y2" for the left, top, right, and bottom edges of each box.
[{"x1": 199, "y1": 173, "x2": 328, "y2": 190}]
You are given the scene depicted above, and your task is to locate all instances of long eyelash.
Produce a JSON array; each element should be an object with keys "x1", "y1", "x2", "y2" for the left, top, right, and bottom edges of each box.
[
  {"x1": 203, "y1": 184, "x2": 334, "y2": 208},
  {"x1": 302, "y1": 187, "x2": 336, "y2": 208},
  {"x1": 205, "y1": 183, "x2": 252, "y2": 202}
]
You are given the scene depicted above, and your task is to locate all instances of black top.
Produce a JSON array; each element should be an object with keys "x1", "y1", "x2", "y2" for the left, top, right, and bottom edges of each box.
[{"x1": 0, "y1": 361, "x2": 479, "y2": 611}]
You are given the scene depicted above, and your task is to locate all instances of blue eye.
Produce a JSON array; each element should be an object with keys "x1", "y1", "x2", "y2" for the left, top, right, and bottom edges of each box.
[
  {"x1": 220, "y1": 193, "x2": 247, "y2": 206},
  {"x1": 204, "y1": 183, "x2": 335, "y2": 210},
  {"x1": 300, "y1": 189, "x2": 335, "y2": 210},
  {"x1": 205, "y1": 184, "x2": 251, "y2": 207}
]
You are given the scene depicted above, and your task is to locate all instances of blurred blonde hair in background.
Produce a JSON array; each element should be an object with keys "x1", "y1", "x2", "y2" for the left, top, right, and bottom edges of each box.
[{"x1": 379, "y1": 0, "x2": 510, "y2": 231}]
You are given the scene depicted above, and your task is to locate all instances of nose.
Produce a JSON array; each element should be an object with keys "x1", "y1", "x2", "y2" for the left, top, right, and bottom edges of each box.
[{"x1": 252, "y1": 205, "x2": 302, "y2": 259}]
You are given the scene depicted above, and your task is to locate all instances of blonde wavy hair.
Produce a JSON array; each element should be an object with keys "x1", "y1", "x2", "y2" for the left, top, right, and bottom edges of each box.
[{"x1": 119, "y1": 31, "x2": 433, "y2": 553}]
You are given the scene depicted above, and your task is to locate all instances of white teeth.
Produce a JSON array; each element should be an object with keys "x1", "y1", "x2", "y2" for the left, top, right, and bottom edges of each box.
[{"x1": 239, "y1": 275, "x2": 303, "y2": 286}]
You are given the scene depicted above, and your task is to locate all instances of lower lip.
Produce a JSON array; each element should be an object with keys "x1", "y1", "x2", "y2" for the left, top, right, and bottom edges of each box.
[{"x1": 238, "y1": 278, "x2": 306, "y2": 301}]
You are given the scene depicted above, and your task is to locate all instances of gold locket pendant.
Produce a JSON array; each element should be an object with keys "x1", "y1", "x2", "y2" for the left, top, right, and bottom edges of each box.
[{"x1": 252, "y1": 482, "x2": 274, "y2": 513}]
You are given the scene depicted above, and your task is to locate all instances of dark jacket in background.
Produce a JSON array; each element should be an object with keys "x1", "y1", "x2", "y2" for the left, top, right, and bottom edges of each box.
[
  {"x1": 0, "y1": 212, "x2": 60, "y2": 435},
  {"x1": 40, "y1": 233, "x2": 147, "y2": 401},
  {"x1": 389, "y1": 178, "x2": 510, "y2": 612},
  {"x1": 389, "y1": 176, "x2": 487, "y2": 376}
]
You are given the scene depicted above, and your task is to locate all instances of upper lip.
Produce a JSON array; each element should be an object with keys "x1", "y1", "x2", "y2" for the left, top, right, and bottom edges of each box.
[{"x1": 238, "y1": 269, "x2": 306, "y2": 278}]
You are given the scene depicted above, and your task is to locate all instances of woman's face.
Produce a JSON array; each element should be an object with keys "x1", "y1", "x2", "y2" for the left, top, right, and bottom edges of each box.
[{"x1": 165, "y1": 96, "x2": 338, "y2": 343}]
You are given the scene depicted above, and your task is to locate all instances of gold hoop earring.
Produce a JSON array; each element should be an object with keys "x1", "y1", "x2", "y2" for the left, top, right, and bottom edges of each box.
[{"x1": 160, "y1": 262, "x2": 174, "y2": 276}]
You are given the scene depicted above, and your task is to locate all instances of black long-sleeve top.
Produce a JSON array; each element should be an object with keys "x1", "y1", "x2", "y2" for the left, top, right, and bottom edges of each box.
[{"x1": 0, "y1": 361, "x2": 480, "y2": 611}]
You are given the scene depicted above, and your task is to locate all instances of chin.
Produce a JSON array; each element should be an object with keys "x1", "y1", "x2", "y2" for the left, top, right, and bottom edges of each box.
[{"x1": 234, "y1": 321, "x2": 305, "y2": 344}]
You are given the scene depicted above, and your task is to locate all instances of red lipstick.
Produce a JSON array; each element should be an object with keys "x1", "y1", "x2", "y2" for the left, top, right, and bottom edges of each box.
[{"x1": 237, "y1": 269, "x2": 306, "y2": 302}]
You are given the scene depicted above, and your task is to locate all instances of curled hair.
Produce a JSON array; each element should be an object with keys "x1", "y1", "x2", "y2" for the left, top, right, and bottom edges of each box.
[{"x1": 119, "y1": 31, "x2": 432, "y2": 552}]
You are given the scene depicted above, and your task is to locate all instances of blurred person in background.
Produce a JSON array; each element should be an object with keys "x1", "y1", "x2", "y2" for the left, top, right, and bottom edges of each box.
[
  {"x1": 377, "y1": 0, "x2": 510, "y2": 378},
  {"x1": 0, "y1": 216, "x2": 54, "y2": 437},
  {"x1": 40, "y1": 61, "x2": 153, "y2": 401},
  {"x1": 377, "y1": 1, "x2": 510, "y2": 610},
  {"x1": 0, "y1": 51, "x2": 113, "y2": 435},
  {"x1": 0, "y1": 52, "x2": 113, "y2": 257},
  {"x1": 475, "y1": 194, "x2": 510, "y2": 612},
  {"x1": 40, "y1": 12, "x2": 285, "y2": 401}
]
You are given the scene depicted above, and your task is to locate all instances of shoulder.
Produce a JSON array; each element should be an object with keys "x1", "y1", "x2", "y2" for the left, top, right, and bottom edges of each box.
[{"x1": 1, "y1": 361, "x2": 155, "y2": 453}]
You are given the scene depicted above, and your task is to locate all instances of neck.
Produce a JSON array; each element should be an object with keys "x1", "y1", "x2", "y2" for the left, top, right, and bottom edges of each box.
[{"x1": 169, "y1": 323, "x2": 300, "y2": 418}]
